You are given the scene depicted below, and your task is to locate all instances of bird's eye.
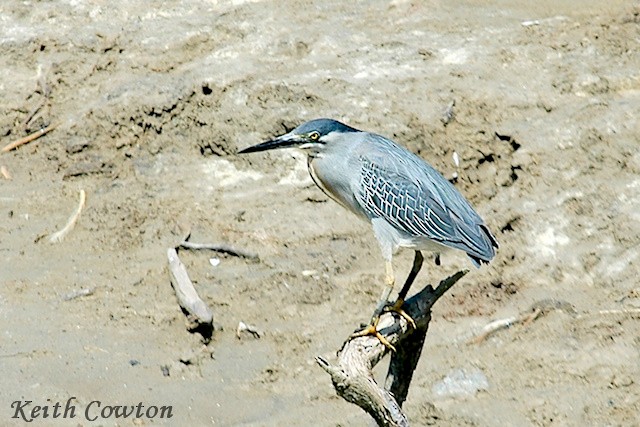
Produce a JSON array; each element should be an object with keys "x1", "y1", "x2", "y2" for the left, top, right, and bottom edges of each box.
[{"x1": 309, "y1": 131, "x2": 320, "y2": 141}]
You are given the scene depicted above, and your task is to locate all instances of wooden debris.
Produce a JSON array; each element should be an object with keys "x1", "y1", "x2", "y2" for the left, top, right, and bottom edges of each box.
[
  {"x1": 178, "y1": 240, "x2": 259, "y2": 261},
  {"x1": 469, "y1": 298, "x2": 573, "y2": 344},
  {"x1": 21, "y1": 98, "x2": 46, "y2": 129},
  {"x1": 1, "y1": 122, "x2": 59, "y2": 153},
  {"x1": 316, "y1": 270, "x2": 468, "y2": 427},
  {"x1": 0, "y1": 165, "x2": 11, "y2": 180},
  {"x1": 522, "y1": 307, "x2": 543, "y2": 327},
  {"x1": 469, "y1": 315, "x2": 521, "y2": 345},
  {"x1": 236, "y1": 321, "x2": 261, "y2": 339},
  {"x1": 469, "y1": 300, "x2": 640, "y2": 344},
  {"x1": 62, "y1": 287, "x2": 95, "y2": 301},
  {"x1": 49, "y1": 189, "x2": 86, "y2": 243},
  {"x1": 167, "y1": 248, "x2": 214, "y2": 334}
]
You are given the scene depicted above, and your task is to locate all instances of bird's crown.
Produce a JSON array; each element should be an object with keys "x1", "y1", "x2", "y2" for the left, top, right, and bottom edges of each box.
[{"x1": 293, "y1": 118, "x2": 360, "y2": 137}]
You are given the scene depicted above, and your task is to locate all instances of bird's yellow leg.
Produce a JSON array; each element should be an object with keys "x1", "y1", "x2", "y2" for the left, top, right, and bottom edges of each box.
[
  {"x1": 370, "y1": 260, "x2": 396, "y2": 321},
  {"x1": 384, "y1": 250, "x2": 422, "y2": 329},
  {"x1": 349, "y1": 261, "x2": 397, "y2": 351}
]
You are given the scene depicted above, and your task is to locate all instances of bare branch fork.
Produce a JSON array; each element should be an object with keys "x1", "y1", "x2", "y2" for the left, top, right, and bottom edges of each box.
[{"x1": 316, "y1": 270, "x2": 468, "y2": 427}]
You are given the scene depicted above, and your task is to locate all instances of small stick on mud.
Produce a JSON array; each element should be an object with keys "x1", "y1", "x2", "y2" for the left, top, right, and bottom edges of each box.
[
  {"x1": 167, "y1": 248, "x2": 214, "y2": 339},
  {"x1": 317, "y1": 270, "x2": 468, "y2": 427},
  {"x1": 21, "y1": 98, "x2": 47, "y2": 129},
  {"x1": 469, "y1": 316, "x2": 519, "y2": 344},
  {"x1": 471, "y1": 312, "x2": 546, "y2": 345},
  {"x1": 0, "y1": 165, "x2": 11, "y2": 180},
  {"x1": 1, "y1": 122, "x2": 59, "y2": 153},
  {"x1": 521, "y1": 307, "x2": 543, "y2": 327},
  {"x1": 49, "y1": 189, "x2": 86, "y2": 243},
  {"x1": 178, "y1": 240, "x2": 259, "y2": 261},
  {"x1": 62, "y1": 287, "x2": 95, "y2": 301}
]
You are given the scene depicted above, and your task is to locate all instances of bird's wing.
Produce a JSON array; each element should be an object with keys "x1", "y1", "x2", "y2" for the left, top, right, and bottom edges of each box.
[{"x1": 353, "y1": 134, "x2": 497, "y2": 262}]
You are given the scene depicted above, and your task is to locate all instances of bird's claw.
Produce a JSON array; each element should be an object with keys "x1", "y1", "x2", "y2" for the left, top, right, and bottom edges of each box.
[
  {"x1": 348, "y1": 320, "x2": 396, "y2": 352},
  {"x1": 342, "y1": 299, "x2": 416, "y2": 353},
  {"x1": 384, "y1": 298, "x2": 417, "y2": 329}
]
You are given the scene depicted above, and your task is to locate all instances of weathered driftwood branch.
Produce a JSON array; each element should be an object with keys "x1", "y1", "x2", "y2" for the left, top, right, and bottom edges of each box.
[
  {"x1": 167, "y1": 248, "x2": 214, "y2": 340},
  {"x1": 316, "y1": 270, "x2": 468, "y2": 426}
]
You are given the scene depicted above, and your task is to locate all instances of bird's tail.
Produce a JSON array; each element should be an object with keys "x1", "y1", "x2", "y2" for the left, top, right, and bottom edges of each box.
[{"x1": 467, "y1": 224, "x2": 499, "y2": 267}]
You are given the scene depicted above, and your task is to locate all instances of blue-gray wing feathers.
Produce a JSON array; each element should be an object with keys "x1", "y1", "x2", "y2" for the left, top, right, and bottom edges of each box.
[{"x1": 355, "y1": 134, "x2": 498, "y2": 264}]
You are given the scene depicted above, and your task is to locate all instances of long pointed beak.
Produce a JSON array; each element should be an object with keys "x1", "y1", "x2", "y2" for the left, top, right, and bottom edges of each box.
[{"x1": 237, "y1": 134, "x2": 303, "y2": 154}]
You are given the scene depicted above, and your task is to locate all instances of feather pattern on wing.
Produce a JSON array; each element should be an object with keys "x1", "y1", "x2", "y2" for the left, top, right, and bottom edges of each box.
[{"x1": 353, "y1": 134, "x2": 498, "y2": 264}]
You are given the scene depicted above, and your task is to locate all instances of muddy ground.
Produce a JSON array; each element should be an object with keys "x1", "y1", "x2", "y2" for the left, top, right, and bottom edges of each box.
[{"x1": 1, "y1": 0, "x2": 639, "y2": 425}]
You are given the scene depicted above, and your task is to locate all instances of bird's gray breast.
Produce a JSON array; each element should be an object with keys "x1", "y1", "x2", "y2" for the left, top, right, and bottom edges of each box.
[{"x1": 307, "y1": 149, "x2": 369, "y2": 220}]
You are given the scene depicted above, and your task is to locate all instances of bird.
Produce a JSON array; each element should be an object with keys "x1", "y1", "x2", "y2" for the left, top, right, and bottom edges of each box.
[{"x1": 238, "y1": 118, "x2": 498, "y2": 350}]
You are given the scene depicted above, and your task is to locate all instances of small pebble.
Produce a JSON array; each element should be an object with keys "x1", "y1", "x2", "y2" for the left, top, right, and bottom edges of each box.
[{"x1": 160, "y1": 365, "x2": 170, "y2": 377}]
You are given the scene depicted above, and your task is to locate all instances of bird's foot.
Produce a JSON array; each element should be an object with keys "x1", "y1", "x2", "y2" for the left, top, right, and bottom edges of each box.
[
  {"x1": 349, "y1": 317, "x2": 396, "y2": 352},
  {"x1": 384, "y1": 298, "x2": 416, "y2": 329}
]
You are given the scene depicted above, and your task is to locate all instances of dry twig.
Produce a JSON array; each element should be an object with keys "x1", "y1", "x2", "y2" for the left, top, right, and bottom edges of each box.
[
  {"x1": 178, "y1": 240, "x2": 259, "y2": 261},
  {"x1": 0, "y1": 165, "x2": 11, "y2": 180},
  {"x1": 469, "y1": 313, "x2": 529, "y2": 345},
  {"x1": 62, "y1": 287, "x2": 95, "y2": 301},
  {"x1": 469, "y1": 298, "x2": 575, "y2": 344},
  {"x1": 167, "y1": 247, "x2": 214, "y2": 339},
  {"x1": 2, "y1": 122, "x2": 59, "y2": 153},
  {"x1": 470, "y1": 309, "x2": 545, "y2": 344},
  {"x1": 49, "y1": 189, "x2": 86, "y2": 243},
  {"x1": 22, "y1": 98, "x2": 47, "y2": 129}
]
